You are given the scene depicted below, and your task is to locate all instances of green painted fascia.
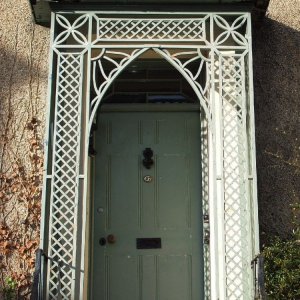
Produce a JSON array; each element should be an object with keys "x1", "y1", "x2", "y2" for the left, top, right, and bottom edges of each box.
[
  {"x1": 29, "y1": 1, "x2": 52, "y2": 26},
  {"x1": 29, "y1": 0, "x2": 269, "y2": 26}
]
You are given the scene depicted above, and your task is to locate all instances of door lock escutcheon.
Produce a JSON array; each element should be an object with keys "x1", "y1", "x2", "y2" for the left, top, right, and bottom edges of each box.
[
  {"x1": 143, "y1": 148, "x2": 154, "y2": 169},
  {"x1": 99, "y1": 238, "x2": 106, "y2": 246}
]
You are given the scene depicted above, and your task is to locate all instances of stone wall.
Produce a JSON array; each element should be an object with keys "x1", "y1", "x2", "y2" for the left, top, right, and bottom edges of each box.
[
  {"x1": 253, "y1": 0, "x2": 300, "y2": 245},
  {"x1": 0, "y1": 0, "x2": 49, "y2": 295}
]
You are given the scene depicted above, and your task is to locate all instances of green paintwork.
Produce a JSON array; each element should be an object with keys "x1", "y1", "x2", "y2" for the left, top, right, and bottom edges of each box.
[
  {"x1": 91, "y1": 109, "x2": 204, "y2": 299},
  {"x1": 29, "y1": 0, "x2": 269, "y2": 26}
]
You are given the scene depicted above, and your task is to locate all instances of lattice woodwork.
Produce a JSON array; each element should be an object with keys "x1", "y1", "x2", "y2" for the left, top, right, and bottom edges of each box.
[
  {"x1": 48, "y1": 53, "x2": 83, "y2": 299},
  {"x1": 96, "y1": 18, "x2": 207, "y2": 41},
  {"x1": 221, "y1": 54, "x2": 251, "y2": 299},
  {"x1": 43, "y1": 11, "x2": 258, "y2": 300},
  {"x1": 201, "y1": 112, "x2": 211, "y2": 300}
]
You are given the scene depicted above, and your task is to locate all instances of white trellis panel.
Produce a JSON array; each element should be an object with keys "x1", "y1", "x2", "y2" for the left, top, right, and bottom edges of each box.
[
  {"x1": 41, "y1": 11, "x2": 259, "y2": 300},
  {"x1": 219, "y1": 53, "x2": 252, "y2": 298},
  {"x1": 46, "y1": 52, "x2": 84, "y2": 299},
  {"x1": 96, "y1": 17, "x2": 208, "y2": 42}
]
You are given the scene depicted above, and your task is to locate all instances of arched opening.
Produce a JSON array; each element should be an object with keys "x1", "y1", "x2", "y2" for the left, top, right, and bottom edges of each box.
[
  {"x1": 100, "y1": 52, "x2": 200, "y2": 104},
  {"x1": 88, "y1": 47, "x2": 211, "y2": 135},
  {"x1": 88, "y1": 49, "x2": 206, "y2": 299}
]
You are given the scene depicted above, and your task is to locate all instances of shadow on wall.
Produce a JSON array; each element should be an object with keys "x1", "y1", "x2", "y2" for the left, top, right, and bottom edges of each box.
[
  {"x1": 253, "y1": 17, "x2": 300, "y2": 246},
  {"x1": 0, "y1": 33, "x2": 49, "y2": 161},
  {"x1": 0, "y1": 43, "x2": 48, "y2": 117}
]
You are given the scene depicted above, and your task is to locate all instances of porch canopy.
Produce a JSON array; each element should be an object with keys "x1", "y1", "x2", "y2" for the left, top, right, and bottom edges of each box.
[
  {"x1": 32, "y1": 0, "x2": 270, "y2": 297},
  {"x1": 30, "y1": 0, "x2": 269, "y2": 26}
]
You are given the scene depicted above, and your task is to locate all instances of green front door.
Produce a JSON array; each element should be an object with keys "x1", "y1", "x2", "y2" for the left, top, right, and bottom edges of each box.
[{"x1": 91, "y1": 107, "x2": 204, "y2": 300}]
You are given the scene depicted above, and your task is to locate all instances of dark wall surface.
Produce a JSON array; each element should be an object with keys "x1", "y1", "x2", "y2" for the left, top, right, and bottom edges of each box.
[{"x1": 253, "y1": 0, "x2": 300, "y2": 246}]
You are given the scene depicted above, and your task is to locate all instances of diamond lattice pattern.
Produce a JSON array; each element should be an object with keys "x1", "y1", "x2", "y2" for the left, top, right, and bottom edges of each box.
[
  {"x1": 48, "y1": 53, "x2": 82, "y2": 299},
  {"x1": 201, "y1": 117, "x2": 211, "y2": 300},
  {"x1": 221, "y1": 55, "x2": 250, "y2": 299},
  {"x1": 97, "y1": 18, "x2": 205, "y2": 41}
]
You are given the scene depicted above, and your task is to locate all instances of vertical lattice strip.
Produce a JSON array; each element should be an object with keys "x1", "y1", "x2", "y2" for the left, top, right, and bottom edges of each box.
[
  {"x1": 47, "y1": 52, "x2": 83, "y2": 299},
  {"x1": 201, "y1": 109, "x2": 211, "y2": 300},
  {"x1": 220, "y1": 53, "x2": 251, "y2": 299}
]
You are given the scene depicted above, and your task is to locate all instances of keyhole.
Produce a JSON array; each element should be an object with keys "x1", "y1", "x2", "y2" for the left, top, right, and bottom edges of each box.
[{"x1": 99, "y1": 238, "x2": 106, "y2": 246}]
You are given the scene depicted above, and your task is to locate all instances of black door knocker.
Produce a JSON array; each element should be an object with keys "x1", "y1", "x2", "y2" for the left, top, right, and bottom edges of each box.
[{"x1": 143, "y1": 148, "x2": 154, "y2": 169}]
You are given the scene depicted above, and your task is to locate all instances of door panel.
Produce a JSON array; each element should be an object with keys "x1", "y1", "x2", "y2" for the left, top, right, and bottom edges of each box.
[
  {"x1": 91, "y1": 111, "x2": 204, "y2": 300},
  {"x1": 157, "y1": 155, "x2": 190, "y2": 229},
  {"x1": 158, "y1": 255, "x2": 192, "y2": 300},
  {"x1": 106, "y1": 255, "x2": 139, "y2": 300}
]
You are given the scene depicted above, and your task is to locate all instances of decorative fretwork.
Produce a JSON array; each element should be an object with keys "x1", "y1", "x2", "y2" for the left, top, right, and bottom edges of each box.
[
  {"x1": 54, "y1": 14, "x2": 89, "y2": 45},
  {"x1": 90, "y1": 47, "x2": 211, "y2": 132},
  {"x1": 43, "y1": 11, "x2": 259, "y2": 300},
  {"x1": 47, "y1": 52, "x2": 83, "y2": 299},
  {"x1": 89, "y1": 48, "x2": 148, "y2": 130},
  {"x1": 158, "y1": 48, "x2": 211, "y2": 107},
  {"x1": 52, "y1": 13, "x2": 250, "y2": 49},
  {"x1": 213, "y1": 15, "x2": 248, "y2": 46},
  {"x1": 96, "y1": 17, "x2": 208, "y2": 42}
]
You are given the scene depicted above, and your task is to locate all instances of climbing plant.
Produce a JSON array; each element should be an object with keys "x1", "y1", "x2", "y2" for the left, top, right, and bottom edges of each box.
[{"x1": 0, "y1": 117, "x2": 43, "y2": 298}]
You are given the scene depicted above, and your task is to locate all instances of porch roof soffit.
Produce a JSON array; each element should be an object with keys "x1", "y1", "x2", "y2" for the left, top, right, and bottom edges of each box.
[{"x1": 29, "y1": 0, "x2": 270, "y2": 27}]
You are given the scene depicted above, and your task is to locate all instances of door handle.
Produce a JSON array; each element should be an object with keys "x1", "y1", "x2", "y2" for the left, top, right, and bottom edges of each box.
[
  {"x1": 107, "y1": 234, "x2": 116, "y2": 244},
  {"x1": 143, "y1": 147, "x2": 154, "y2": 169}
]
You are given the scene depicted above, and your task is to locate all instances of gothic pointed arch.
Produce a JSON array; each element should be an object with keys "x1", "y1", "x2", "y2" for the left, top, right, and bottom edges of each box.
[{"x1": 88, "y1": 47, "x2": 211, "y2": 135}]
